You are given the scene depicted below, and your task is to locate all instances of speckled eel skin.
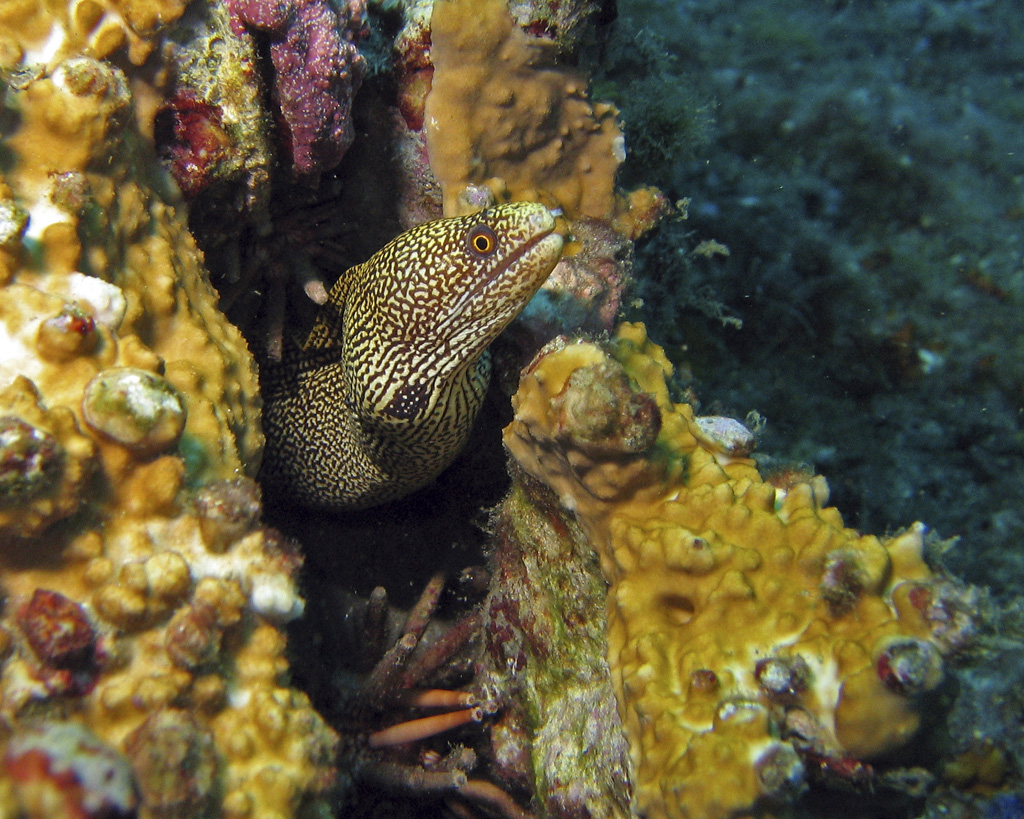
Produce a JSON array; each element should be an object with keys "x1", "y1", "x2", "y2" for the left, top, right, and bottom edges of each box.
[{"x1": 260, "y1": 202, "x2": 564, "y2": 511}]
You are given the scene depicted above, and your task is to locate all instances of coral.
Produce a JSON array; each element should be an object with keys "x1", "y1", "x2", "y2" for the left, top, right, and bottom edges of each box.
[
  {"x1": 0, "y1": 419, "x2": 62, "y2": 503},
  {"x1": 503, "y1": 323, "x2": 977, "y2": 819},
  {"x1": 16, "y1": 589, "x2": 104, "y2": 696},
  {"x1": 0, "y1": 378, "x2": 97, "y2": 541},
  {"x1": 145, "y1": 0, "x2": 367, "y2": 355},
  {"x1": 405, "y1": 0, "x2": 665, "y2": 347},
  {"x1": 519, "y1": 216, "x2": 636, "y2": 342},
  {"x1": 424, "y1": 0, "x2": 625, "y2": 221},
  {"x1": 387, "y1": 0, "x2": 444, "y2": 230},
  {"x1": 0, "y1": 472, "x2": 336, "y2": 817},
  {"x1": 147, "y1": 0, "x2": 276, "y2": 233},
  {"x1": 5, "y1": 721, "x2": 138, "y2": 819},
  {"x1": 0, "y1": 12, "x2": 337, "y2": 819},
  {"x1": 617, "y1": 0, "x2": 1024, "y2": 597},
  {"x1": 81, "y1": 368, "x2": 186, "y2": 456},
  {"x1": 123, "y1": 708, "x2": 218, "y2": 817},
  {"x1": 155, "y1": 90, "x2": 243, "y2": 200},
  {"x1": 226, "y1": 0, "x2": 368, "y2": 185},
  {"x1": 192, "y1": 477, "x2": 263, "y2": 552},
  {"x1": 379, "y1": 0, "x2": 667, "y2": 360},
  {"x1": 505, "y1": 0, "x2": 605, "y2": 54},
  {"x1": 0, "y1": 0, "x2": 191, "y2": 67},
  {"x1": 0, "y1": 56, "x2": 261, "y2": 482},
  {"x1": 36, "y1": 304, "x2": 100, "y2": 362},
  {"x1": 390, "y1": 0, "x2": 435, "y2": 134}
]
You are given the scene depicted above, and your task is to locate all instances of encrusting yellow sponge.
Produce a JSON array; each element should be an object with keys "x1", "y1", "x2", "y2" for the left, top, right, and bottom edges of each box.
[
  {"x1": 425, "y1": 0, "x2": 625, "y2": 221},
  {"x1": 504, "y1": 322, "x2": 976, "y2": 819}
]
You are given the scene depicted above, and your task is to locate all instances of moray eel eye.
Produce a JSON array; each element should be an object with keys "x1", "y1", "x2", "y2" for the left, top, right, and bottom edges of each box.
[{"x1": 468, "y1": 224, "x2": 497, "y2": 255}]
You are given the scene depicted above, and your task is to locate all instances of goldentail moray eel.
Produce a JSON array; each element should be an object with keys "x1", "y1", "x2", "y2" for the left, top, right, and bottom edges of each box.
[{"x1": 260, "y1": 202, "x2": 564, "y2": 511}]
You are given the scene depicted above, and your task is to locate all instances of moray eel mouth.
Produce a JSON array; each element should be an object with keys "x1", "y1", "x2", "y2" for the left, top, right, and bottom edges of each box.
[
  {"x1": 482, "y1": 206, "x2": 563, "y2": 283},
  {"x1": 445, "y1": 205, "x2": 564, "y2": 350}
]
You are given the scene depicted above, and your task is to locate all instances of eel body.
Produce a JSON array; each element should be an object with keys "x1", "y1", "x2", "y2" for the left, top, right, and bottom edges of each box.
[{"x1": 260, "y1": 202, "x2": 564, "y2": 511}]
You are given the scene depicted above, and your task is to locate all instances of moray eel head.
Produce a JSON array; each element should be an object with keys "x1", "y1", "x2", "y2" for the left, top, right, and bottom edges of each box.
[
  {"x1": 261, "y1": 202, "x2": 563, "y2": 511},
  {"x1": 344, "y1": 202, "x2": 564, "y2": 424}
]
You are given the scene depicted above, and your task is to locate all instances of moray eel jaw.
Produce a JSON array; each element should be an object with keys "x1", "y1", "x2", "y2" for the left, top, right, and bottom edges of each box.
[
  {"x1": 445, "y1": 205, "x2": 564, "y2": 352},
  {"x1": 260, "y1": 202, "x2": 564, "y2": 511},
  {"x1": 344, "y1": 202, "x2": 564, "y2": 427}
]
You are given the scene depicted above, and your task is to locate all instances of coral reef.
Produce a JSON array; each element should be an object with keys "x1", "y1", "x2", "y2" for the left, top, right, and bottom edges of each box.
[
  {"x1": 3, "y1": 1, "x2": 1015, "y2": 818},
  {"x1": 384, "y1": 0, "x2": 668, "y2": 358},
  {"x1": 5, "y1": 721, "x2": 139, "y2": 819},
  {"x1": 0, "y1": 380, "x2": 96, "y2": 540},
  {"x1": 374, "y1": 0, "x2": 669, "y2": 365},
  {"x1": 519, "y1": 216, "x2": 637, "y2": 344},
  {"x1": 504, "y1": 0, "x2": 609, "y2": 54},
  {"x1": 504, "y1": 323, "x2": 977, "y2": 819},
  {"x1": 0, "y1": 9, "x2": 338, "y2": 818},
  {"x1": 143, "y1": 0, "x2": 373, "y2": 364},
  {"x1": 0, "y1": 57, "x2": 261, "y2": 479}
]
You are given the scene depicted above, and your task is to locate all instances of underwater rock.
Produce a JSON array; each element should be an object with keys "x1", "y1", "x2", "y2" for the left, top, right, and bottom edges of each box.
[{"x1": 484, "y1": 483, "x2": 633, "y2": 819}]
